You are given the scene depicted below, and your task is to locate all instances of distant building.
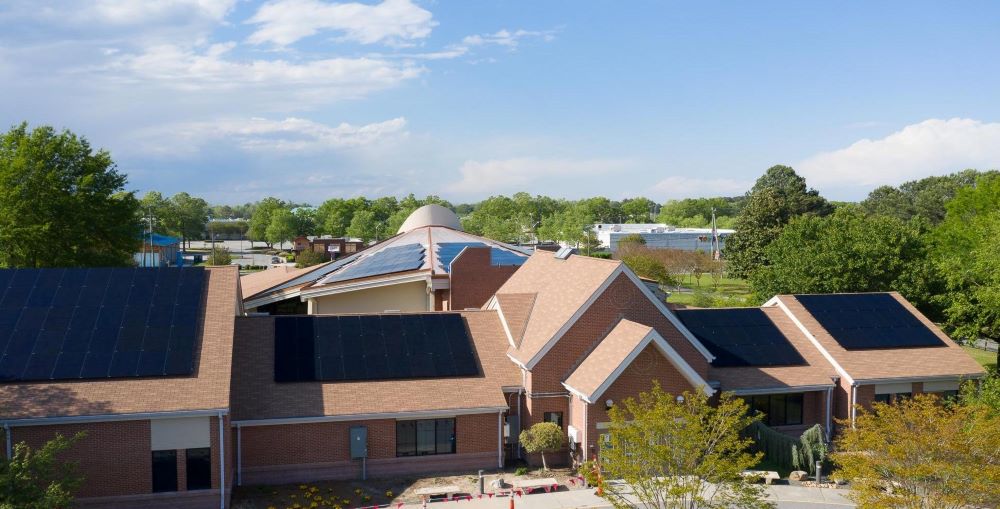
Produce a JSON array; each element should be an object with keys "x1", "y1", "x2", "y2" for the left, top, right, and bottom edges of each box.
[
  {"x1": 292, "y1": 236, "x2": 366, "y2": 261},
  {"x1": 134, "y1": 233, "x2": 180, "y2": 267},
  {"x1": 593, "y1": 223, "x2": 735, "y2": 253}
]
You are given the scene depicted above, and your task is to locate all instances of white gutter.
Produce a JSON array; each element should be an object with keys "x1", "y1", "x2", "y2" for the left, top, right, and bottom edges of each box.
[
  {"x1": 850, "y1": 383, "x2": 858, "y2": 429},
  {"x1": 728, "y1": 384, "x2": 835, "y2": 396},
  {"x1": 233, "y1": 406, "x2": 508, "y2": 427},
  {"x1": 0, "y1": 408, "x2": 229, "y2": 427},
  {"x1": 853, "y1": 373, "x2": 984, "y2": 385},
  {"x1": 825, "y1": 386, "x2": 833, "y2": 440},
  {"x1": 218, "y1": 411, "x2": 225, "y2": 509}
]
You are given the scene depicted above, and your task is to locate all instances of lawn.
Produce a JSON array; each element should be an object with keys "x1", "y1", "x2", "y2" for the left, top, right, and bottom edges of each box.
[
  {"x1": 962, "y1": 345, "x2": 997, "y2": 371},
  {"x1": 666, "y1": 273, "x2": 754, "y2": 308}
]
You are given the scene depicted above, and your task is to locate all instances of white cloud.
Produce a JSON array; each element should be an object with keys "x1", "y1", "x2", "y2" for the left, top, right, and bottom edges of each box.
[
  {"x1": 246, "y1": 0, "x2": 435, "y2": 47},
  {"x1": 462, "y1": 29, "x2": 556, "y2": 48},
  {"x1": 103, "y1": 44, "x2": 424, "y2": 105},
  {"x1": 134, "y1": 116, "x2": 407, "y2": 154},
  {"x1": 650, "y1": 176, "x2": 750, "y2": 200},
  {"x1": 447, "y1": 157, "x2": 628, "y2": 196},
  {"x1": 90, "y1": 0, "x2": 236, "y2": 25},
  {"x1": 798, "y1": 118, "x2": 1000, "y2": 193}
]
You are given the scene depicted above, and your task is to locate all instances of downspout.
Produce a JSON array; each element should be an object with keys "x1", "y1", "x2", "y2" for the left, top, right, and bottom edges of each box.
[
  {"x1": 825, "y1": 386, "x2": 833, "y2": 440},
  {"x1": 582, "y1": 403, "x2": 589, "y2": 461},
  {"x1": 4, "y1": 423, "x2": 11, "y2": 459},
  {"x1": 850, "y1": 384, "x2": 858, "y2": 429},
  {"x1": 218, "y1": 412, "x2": 226, "y2": 509},
  {"x1": 497, "y1": 411, "x2": 503, "y2": 468},
  {"x1": 517, "y1": 388, "x2": 523, "y2": 459},
  {"x1": 236, "y1": 424, "x2": 242, "y2": 487}
]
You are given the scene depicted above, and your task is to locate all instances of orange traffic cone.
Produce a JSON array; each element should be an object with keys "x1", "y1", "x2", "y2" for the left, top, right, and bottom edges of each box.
[{"x1": 509, "y1": 496, "x2": 515, "y2": 509}]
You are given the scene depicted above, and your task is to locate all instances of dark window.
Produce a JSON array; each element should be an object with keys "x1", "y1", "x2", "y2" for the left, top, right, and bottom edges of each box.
[
  {"x1": 185, "y1": 448, "x2": 212, "y2": 490},
  {"x1": 874, "y1": 393, "x2": 891, "y2": 404},
  {"x1": 396, "y1": 419, "x2": 455, "y2": 457},
  {"x1": 745, "y1": 393, "x2": 804, "y2": 427},
  {"x1": 151, "y1": 450, "x2": 177, "y2": 493},
  {"x1": 875, "y1": 392, "x2": 911, "y2": 405},
  {"x1": 544, "y1": 412, "x2": 563, "y2": 429}
]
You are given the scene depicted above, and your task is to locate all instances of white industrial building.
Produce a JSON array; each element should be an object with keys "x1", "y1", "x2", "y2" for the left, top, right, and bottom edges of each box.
[{"x1": 592, "y1": 223, "x2": 735, "y2": 253}]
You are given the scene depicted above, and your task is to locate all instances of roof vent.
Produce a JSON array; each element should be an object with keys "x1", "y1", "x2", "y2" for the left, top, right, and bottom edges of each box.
[{"x1": 555, "y1": 247, "x2": 574, "y2": 260}]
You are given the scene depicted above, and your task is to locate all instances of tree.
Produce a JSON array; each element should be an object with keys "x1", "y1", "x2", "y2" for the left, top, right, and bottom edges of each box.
[
  {"x1": 291, "y1": 207, "x2": 317, "y2": 236},
  {"x1": 518, "y1": 422, "x2": 564, "y2": 470},
  {"x1": 206, "y1": 246, "x2": 231, "y2": 266},
  {"x1": 461, "y1": 196, "x2": 521, "y2": 243},
  {"x1": 833, "y1": 394, "x2": 1000, "y2": 509},
  {"x1": 0, "y1": 432, "x2": 86, "y2": 509},
  {"x1": 620, "y1": 250, "x2": 672, "y2": 287},
  {"x1": 167, "y1": 192, "x2": 209, "y2": 249},
  {"x1": 0, "y1": 123, "x2": 139, "y2": 268},
  {"x1": 657, "y1": 197, "x2": 743, "y2": 226},
  {"x1": 617, "y1": 233, "x2": 646, "y2": 247},
  {"x1": 748, "y1": 207, "x2": 940, "y2": 313},
  {"x1": 621, "y1": 197, "x2": 657, "y2": 223},
  {"x1": 724, "y1": 165, "x2": 832, "y2": 279},
  {"x1": 295, "y1": 249, "x2": 327, "y2": 268},
  {"x1": 346, "y1": 209, "x2": 380, "y2": 242},
  {"x1": 248, "y1": 197, "x2": 285, "y2": 247},
  {"x1": 861, "y1": 169, "x2": 996, "y2": 224},
  {"x1": 600, "y1": 384, "x2": 773, "y2": 509},
  {"x1": 265, "y1": 208, "x2": 297, "y2": 248},
  {"x1": 315, "y1": 197, "x2": 365, "y2": 237},
  {"x1": 932, "y1": 173, "x2": 1000, "y2": 341}
]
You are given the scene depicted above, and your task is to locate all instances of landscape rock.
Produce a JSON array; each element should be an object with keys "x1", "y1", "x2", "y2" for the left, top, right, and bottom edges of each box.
[{"x1": 788, "y1": 471, "x2": 808, "y2": 481}]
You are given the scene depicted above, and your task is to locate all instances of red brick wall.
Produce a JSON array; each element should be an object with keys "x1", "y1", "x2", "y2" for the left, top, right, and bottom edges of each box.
[
  {"x1": 449, "y1": 247, "x2": 520, "y2": 310},
  {"x1": 11, "y1": 421, "x2": 151, "y2": 498},
  {"x1": 521, "y1": 395, "x2": 571, "y2": 467},
  {"x1": 239, "y1": 413, "x2": 501, "y2": 483},
  {"x1": 527, "y1": 274, "x2": 710, "y2": 395}
]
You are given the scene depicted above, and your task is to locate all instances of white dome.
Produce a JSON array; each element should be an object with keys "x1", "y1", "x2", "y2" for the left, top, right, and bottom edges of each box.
[{"x1": 397, "y1": 204, "x2": 462, "y2": 234}]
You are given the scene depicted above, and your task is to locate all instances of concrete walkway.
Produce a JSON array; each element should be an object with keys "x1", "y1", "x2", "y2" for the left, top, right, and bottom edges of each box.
[{"x1": 404, "y1": 485, "x2": 855, "y2": 508}]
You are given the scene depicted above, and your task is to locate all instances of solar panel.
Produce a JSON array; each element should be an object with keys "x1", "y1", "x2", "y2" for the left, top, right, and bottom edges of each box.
[
  {"x1": 0, "y1": 267, "x2": 206, "y2": 382},
  {"x1": 273, "y1": 313, "x2": 480, "y2": 383},
  {"x1": 674, "y1": 308, "x2": 807, "y2": 367},
  {"x1": 436, "y1": 242, "x2": 529, "y2": 273},
  {"x1": 795, "y1": 293, "x2": 945, "y2": 350},
  {"x1": 324, "y1": 244, "x2": 425, "y2": 283}
]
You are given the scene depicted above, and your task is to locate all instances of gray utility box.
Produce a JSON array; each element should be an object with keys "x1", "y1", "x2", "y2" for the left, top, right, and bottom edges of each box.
[{"x1": 349, "y1": 426, "x2": 367, "y2": 459}]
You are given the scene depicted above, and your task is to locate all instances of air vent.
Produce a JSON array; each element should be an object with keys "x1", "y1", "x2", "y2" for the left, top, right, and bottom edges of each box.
[{"x1": 555, "y1": 247, "x2": 574, "y2": 259}]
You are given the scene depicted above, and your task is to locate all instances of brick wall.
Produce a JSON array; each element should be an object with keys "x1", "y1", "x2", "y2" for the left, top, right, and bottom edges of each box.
[
  {"x1": 11, "y1": 420, "x2": 151, "y2": 498},
  {"x1": 239, "y1": 413, "x2": 500, "y2": 484},
  {"x1": 527, "y1": 274, "x2": 709, "y2": 395},
  {"x1": 449, "y1": 247, "x2": 520, "y2": 310}
]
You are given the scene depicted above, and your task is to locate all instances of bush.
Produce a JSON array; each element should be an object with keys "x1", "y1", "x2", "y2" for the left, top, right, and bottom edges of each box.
[
  {"x1": 519, "y1": 422, "x2": 565, "y2": 470},
  {"x1": 295, "y1": 249, "x2": 327, "y2": 267},
  {"x1": 206, "y1": 246, "x2": 232, "y2": 266},
  {"x1": 514, "y1": 466, "x2": 530, "y2": 476}
]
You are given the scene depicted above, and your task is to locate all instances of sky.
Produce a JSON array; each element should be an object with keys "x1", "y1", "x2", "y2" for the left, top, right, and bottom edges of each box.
[{"x1": 2, "y1": 1, "x2": 1000, "y2": 205}]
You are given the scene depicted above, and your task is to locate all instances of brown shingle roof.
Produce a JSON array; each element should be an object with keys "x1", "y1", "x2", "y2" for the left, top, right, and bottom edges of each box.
[
  {"x1": 774, "y1": 293, "x2": 985, "y2": 382},
  {"x1": 241, "y1": 263, "x2": 330, "y2": 300},
  {"x1": 497, "y1": 253, "x2": 621, "y2": 366},
  {"x1": 495, "y1": 293, "x2": 536, "y2": 347},
  {"x1": 229, "y1": 310, "x2": 519, "y2": 421},
  {"x1": 708, "y1": 307, "x2": 837, "y2": 392},
  {"x1": 0, "y1": 266, "x2": 240, "y2": 420},
  {"x1": 563, "y1": 319, "x2": 653, "y2": 400}
]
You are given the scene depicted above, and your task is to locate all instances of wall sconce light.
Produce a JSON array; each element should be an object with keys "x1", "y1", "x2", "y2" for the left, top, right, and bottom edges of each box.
[
  {"x1": 605, "y1": 399, "x2": 614, "y2": 410},
  {"x1": 676, "y1": 395, "x2": 685, "y2": 403}
]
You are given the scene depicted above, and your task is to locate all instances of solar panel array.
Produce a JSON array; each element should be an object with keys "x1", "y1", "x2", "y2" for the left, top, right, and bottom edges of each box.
[
  {"x1": 795, "y1": 293, "x2": 945, "y2": 350},
  {"x1": 273, "y1": 313, "x2": 479, "y2": 382},
  {"x1": 674, "y1": 308, "x2": 807, "y2": 367},
  {"x1": 323, "y1": 244, "x2": 425, "y2": 283},
  {"x1": 0, "y1": 267, "x2": 205, "y2": 382},
  {"x1": 436, "y1": 242, "x2": 528, "y2": 273}
]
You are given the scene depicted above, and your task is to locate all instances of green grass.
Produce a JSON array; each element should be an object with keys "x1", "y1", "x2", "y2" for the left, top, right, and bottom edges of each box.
[
  {"x1": 666, "y1": 273, "x2": 754, "y2": 308},
  {"x1": 962, "y1": 345, "x2": 998, "y2": 371}
]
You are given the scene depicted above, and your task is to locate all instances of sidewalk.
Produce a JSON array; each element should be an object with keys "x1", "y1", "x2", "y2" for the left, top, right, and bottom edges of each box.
[{"x1": 401, "y1": 484, "x2": 855, "y2": 508}]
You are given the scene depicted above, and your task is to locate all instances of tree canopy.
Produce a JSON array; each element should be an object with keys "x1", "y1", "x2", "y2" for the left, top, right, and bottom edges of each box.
[
  {"x1": 723, "y1": 165, "x2": 832, "y2": 278},
  {"x1": 0, "y1": 432, "x2": 86, "y2": 509},
  {"x1": 0, "y1": 123, "x2": 140, "y2": 268},
  {"x1": 860, "y1": 169, "x2": 996, "y2": 224},
  {"x1": 518, "y1": 422, "x2": 564, "y2": 471}
]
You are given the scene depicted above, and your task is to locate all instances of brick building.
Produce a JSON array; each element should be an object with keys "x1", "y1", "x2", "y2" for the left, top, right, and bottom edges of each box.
[{"x1": 0, "y1": 247, "x2": 986, "y2": 508}]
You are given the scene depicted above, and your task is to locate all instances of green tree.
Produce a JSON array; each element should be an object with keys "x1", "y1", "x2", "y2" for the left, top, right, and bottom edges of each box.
[
  {"x1": 295, "y1": 249, "x2": 327, "y2": 268},
  {"x1": 206, "y1": 246, "x2": 231, "y2": 266},
  {"x1": 291, "y1": 207, "x2": 317, "y2": 236},
  {"x1": 248, "y1": 197, "x2": 285, "y2": 247},
  {"x1": 600, "y1": 384, "x2": 773, "y2": 509},
  {"x1": 0, "y1": 432, "x2": 86, "y2": 509},
  {"x1": 518, "y1": 422, "x2": 564, "y2": 471},
  {"x1": 265, "y1": 208, "x2": 297, "y2": 247},
  {"x1": 621, "y1": 197, "x2": 657, "y2": 223},
  {"x1": 833, "y1": 394, "x2": 1000, "y2": 509},
  {"x1": 933, "y1": 173, "x2": 1000, "y2": 341},
  {"x1": 748, "y1": 207, "x2": 939, "y2": 312},
  {"x1": 0, "y1": 123, "x2": 140, "y2": 268},
  {"x1": 461, "y1": 196, "x2": 521, "y2": 243},
  {"x1": 861, "y1": 169, "x2": 996, "y2": 224},
  {"x1": 315, "y1": 197, "x2": 366, "y2": 237},
  {"x1": 620, "y1": 251, "x2": 672, "y2": 287},
  {"x1": 724, "y1": 165, "x2": 832, "y2": 278},
  {"x1": 346, "y1": 209, "x2": 381, "y2": 242},
  {"x1": 167, "y1": 192, "x2": 209, "y2": 249}
]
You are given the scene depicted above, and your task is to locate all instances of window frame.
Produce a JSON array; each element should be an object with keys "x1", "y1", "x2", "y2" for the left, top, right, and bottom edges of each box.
[
  {"x1": 544, "y1": 411, "x2": 564, "y2": 429},
  {"x1": 151, "y1": 450, "x2": 178, "y2": 493},
  {"x1": 746, "y1": 393, "x2": 804, "y2": 427},
  {"x1": 396, "y1": 418, "x2": 456, "y2": 457}
]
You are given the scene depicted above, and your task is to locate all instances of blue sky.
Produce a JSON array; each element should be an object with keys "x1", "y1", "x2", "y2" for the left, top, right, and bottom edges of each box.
[{"x1": 2, "y1": 1, "x2": 999, "y2": 204}]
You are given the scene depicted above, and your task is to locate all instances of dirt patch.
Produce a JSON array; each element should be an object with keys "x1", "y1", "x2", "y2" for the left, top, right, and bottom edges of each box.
[{"x1": 231, "y1": 467, "x2": 588, "y2": 508}]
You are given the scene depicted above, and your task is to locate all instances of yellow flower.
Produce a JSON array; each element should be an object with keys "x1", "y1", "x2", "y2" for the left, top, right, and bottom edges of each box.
[
  {"x1": 354, "y1": 488, "x2": 363, "y2": 495},
  {"x1": 290, "y1": 494, "x2": 297, "y2": 499},
  {"x1": 342, "y1": 499, "x2": 351, "y2": 505},
  {"x1": 314, "y1": 496, "x2": 323, "y2": 501},
  {"x1": 385, "y1": 490, "x2": 394, "y2": 498},
  {"x1": 310, "y1": 503, "x2": 318, "y2": 508},
  {"x1": 299, "y1": 484, "x2": 307, "y2": 490}
]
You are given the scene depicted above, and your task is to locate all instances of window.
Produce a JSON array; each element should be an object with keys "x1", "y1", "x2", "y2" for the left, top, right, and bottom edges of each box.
[
  {"x1": 875, "y1": 392, "x2": 911, "y2": 405},
  {"x1": 745, "y1": 393, "x2": 804, "y2": 427},
  {"x1": 396, "y1": 419, "x2": 455, "y2": 457},
  {"x1": 151, "y1": 450, "x2": 177, "y2": 493},
  {"x1": 544, "y1": 412, "x2": 563, "y2": 429},
  {"x1": 185, "y1": 448, "x2": 212, "y2": 490}
]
